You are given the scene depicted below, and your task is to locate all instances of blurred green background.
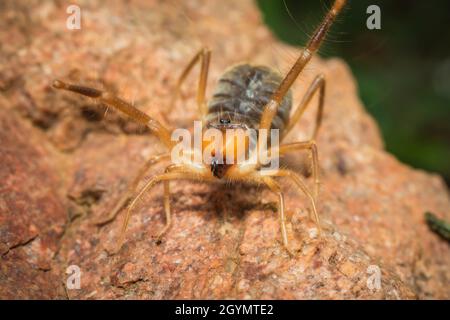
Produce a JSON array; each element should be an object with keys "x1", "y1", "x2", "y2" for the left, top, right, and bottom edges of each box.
[{"x1": 257, "y1": 0, "x2": 450, "y2": 185}]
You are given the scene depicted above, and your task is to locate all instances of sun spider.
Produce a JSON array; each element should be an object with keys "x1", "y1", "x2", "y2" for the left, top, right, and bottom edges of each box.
[{"x1": 52, "y1": 0, "x2": 346, "y2": 255}]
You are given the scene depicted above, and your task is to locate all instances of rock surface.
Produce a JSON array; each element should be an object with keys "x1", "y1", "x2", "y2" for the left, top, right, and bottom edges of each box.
[{"x1": 0, "y1": 0, "x2": 449, "y2": 299}]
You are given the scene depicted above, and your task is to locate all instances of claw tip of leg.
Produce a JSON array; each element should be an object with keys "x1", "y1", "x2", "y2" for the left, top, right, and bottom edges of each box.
[{"x1": 52, "y1": 80, "x2": 65, "y2": 89}]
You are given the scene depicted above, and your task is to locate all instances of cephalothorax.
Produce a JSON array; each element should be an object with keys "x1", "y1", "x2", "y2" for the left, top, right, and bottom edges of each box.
[{"x1": 53, "y1": 0, "x2": 347, "y2": 255}]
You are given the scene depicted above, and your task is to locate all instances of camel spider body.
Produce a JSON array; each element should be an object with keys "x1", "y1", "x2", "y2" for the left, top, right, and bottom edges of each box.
[{"x1": 53, "y1": 0, "x2": 347, "y2": 255}]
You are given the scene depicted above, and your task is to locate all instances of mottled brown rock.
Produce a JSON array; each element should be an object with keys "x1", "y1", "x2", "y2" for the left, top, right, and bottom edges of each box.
[
  {"x1": 0, "y1": 0, "x2": 449, "y2": 299},
  {"x1": 0, "y1": 109, "x2": 67, "y2": 299}
]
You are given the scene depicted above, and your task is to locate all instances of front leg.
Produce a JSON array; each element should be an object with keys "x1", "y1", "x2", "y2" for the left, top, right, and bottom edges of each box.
[
  {"x1": 115, "y1": 163, "x2": 212, "y2": 253},
  {"x1": 155, "y1": 164, "x2": 198, "y2": 243},
  {"x1": 52, "y1": 80, "x2": 174, "y2": 148},
  {"x1": 271, "y1": 169, "x2": 321, "y2": 235},
  {"x1": 94, "y1": 153, "x2": 170, "y2": 226},
  {"x1": 262, "y1": 177, "x2": 295, "y2": 256},
  {"x1": 245, "y1": 166, "x2": 321, "y2": 235}
]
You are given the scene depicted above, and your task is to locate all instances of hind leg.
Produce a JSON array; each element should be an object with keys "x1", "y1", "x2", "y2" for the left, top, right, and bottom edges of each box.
[
  {"x1": 168, "y1": 47, "x2": 211, "y2": 118},
  {"x1": 283, "y1": 74, "x2": 325, "y2": 140}
]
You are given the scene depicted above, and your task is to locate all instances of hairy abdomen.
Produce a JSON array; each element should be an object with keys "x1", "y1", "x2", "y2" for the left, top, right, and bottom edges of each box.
[{"x1": 206, "y1": 64, "x2": 292, "y2": 132}]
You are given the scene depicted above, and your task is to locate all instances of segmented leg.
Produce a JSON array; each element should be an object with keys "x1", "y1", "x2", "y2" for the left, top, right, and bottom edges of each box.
[
  {"x1": 263, "y1": 177, "x2": 294, "y2": 256},
  {"x1": 278, "y1": 141, "x2": 320, "y2": 201},
  {"x1": 283, "y1": 74, "x2": 325, "y2": 140},
  {"x1": 168, "y1": 47, "x2": 211, "y2": 118},
  {"x1": 253, "y1": 0, "x2": 345, "y2": 239},
  {"x1": 155, "y1": 164, "x2": 189, "y2": 242},
  {"x1": 259, "y1": 0, "x2": 346, "y2": 131},
  {"x1": 278, "y1": 75, "x2": 325, "y2": 202},
  {"x1": 52, "y1": 80, "x2": 174, "y2": 148},
  {"x1": 115, "y1": 164, "x2": 212, "y2": 253},
  {"x1": 268, "y1": 169, "x2": 321, "y2": 234},
  {"x1": 158, "y1": 180, "x2": 172, "y2": 242},
  {"x1": 226, "y1": 168, "x2": 317, "y2": 255},
  {"x1": 94, "y1": 153, "x2": 170, "y2": 226}
]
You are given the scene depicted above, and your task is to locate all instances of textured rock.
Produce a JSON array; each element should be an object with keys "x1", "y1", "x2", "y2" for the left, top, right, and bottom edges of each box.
[
  {"x1": 0, "y1": 0, "x2": 449, "y2": 299},
  {"x1": 0, "y1": 109, "x2": 67, "y2": 299}
]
